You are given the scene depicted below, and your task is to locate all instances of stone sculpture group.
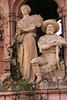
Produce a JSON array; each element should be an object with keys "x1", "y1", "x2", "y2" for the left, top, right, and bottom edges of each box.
[{"x1": 9, "y1": 5, "x2": 67, "y2": 84}]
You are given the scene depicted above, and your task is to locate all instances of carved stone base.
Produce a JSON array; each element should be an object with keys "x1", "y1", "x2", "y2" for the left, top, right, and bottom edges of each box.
[{"x1": 37, "y1": 77, "x2": 67, "y2": 90}]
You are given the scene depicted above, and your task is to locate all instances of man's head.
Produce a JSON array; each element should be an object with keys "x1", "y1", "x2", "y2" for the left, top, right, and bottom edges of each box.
[
  {"x1": 46, "y1": 24, "x2": 54, "y2": 35},
  {"x1": 20, "y1": 5, "x2": 31, "y2": 15},
  {"x1": 42, "y1": 19, "x2": 59, "y2": 34}
]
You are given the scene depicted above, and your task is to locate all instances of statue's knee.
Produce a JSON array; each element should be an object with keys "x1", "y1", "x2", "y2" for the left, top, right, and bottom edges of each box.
[
  {"x1": 48, "y1": 63, "x2": 54, "y2": 67},
  {"x1": 48, "y1": 60, "x2": 56, "y2": 67}
]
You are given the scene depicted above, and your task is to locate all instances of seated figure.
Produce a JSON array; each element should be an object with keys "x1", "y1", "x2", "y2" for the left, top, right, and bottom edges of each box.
[{"x1": 31, "y1": 19, "x2": 67, "y2": 83}]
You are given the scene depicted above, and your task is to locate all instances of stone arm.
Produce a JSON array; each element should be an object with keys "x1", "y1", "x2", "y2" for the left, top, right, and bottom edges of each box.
[
  {"x1": 24, "y1": 24, "x2": 36, "y2": 32},
  {"x1": 11, "y1": 24, "x2": 36, "y2": 46},
  {"x1": 40, "y1": 43, "x2": 61, "y2": 51},
  {"x1": 49, "y1": 36, "x2": 67, "y2": 46},
  {"x1": 11, "y1": 25, "x2": 25, "y2": 47},
  {"x1": 40, "y1": 36, "x2": 67, "y2": 51},
  {"x1": 11, "y1": 34, "x2": 25, "y2": 46},
  {"x1": 56, "y1": 37, "x2": 67, "y2": 46}
]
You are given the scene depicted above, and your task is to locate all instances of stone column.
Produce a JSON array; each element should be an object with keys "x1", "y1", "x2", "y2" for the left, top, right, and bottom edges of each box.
[
  {"x1": 16, "y1": 13, "x2": 20, "y2": 23},
  {"x1": 9, "y1": 13, "x2": 16, "y2": 43},
  {"x1": 9, "y1": 12, "x2": 20, "y2": 43},
  {"x1": 58, "y1": 6, "x2": 67, "y2": 75},
  {"x1": 1, "y1": 12, "x2": 17, "y2": 79},
  {"x1": 3, "y1": 14, "x2": 10, "y2": 73}
]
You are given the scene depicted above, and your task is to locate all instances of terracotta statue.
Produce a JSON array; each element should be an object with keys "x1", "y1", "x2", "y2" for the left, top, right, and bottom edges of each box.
[
  {"x1": 31, "y1": 19, "x2": 67, "y2": 83},
  {"x1": 11, "y1": 5, "x2": 43, "y2": 81}
]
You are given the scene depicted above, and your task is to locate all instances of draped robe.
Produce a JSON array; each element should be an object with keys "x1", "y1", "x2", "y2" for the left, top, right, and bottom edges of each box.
[{"x1": 16, "y1": 15, "x2": 43, "y2": 80}]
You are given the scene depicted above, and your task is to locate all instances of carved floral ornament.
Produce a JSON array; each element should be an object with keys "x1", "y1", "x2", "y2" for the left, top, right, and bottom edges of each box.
[{"x1": 1, "y1": 14, "x2": 9, "y2": 28}]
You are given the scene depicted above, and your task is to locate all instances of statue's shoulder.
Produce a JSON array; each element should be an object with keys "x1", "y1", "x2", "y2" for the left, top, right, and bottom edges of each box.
[
  {"x1": 17, "y1": 19, "x2": 24, "y2": 27},
  {"x1": 54, "y1": 34, "x2": 62, "y2": 39},
  {"x1": 31, "y1": 14, "x2": 42, "y2": 18},
  {"x1": 38, "y1": 35, "x2": 46, "y2": 43}
]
